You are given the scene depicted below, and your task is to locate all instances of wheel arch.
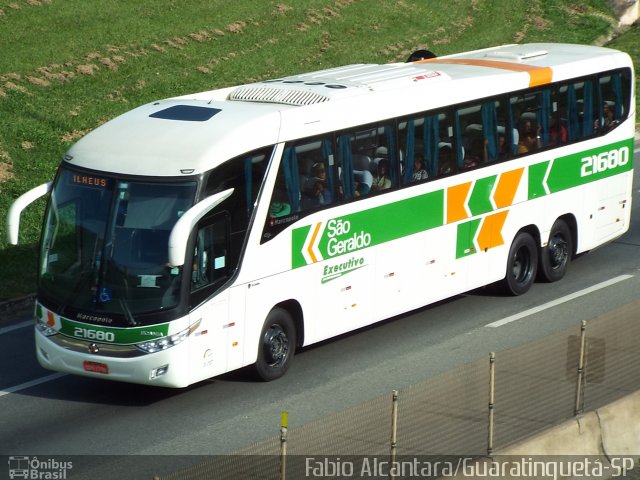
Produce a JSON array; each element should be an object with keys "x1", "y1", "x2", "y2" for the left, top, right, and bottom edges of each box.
[
  {"x1": 553, "y1": 213, "x2": 578, "y2": 258},
  {"x1": 514, "y1": 223, "x2": 541, "y2": 249},
  {"x1": 272, "y1": 299, "x2": 304, "y2": 348}
]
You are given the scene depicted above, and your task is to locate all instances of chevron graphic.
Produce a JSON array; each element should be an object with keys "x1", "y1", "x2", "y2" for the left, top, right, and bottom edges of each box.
[
  {"x1": 301, "y1": 222, "x2": 324, "y2": 264},
  {"x1": 451, "y1": 167, "x2": 524, "y2": 258}
]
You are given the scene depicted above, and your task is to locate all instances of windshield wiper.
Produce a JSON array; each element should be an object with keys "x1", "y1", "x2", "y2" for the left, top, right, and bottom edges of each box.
[{"x1": 118, "y1": 271, "x2": 138, "y2": 327}]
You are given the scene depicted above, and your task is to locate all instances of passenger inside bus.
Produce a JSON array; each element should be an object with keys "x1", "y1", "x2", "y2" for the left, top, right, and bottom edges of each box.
[
  {"x1": 517, "y1": 118, "x2": 540, "y2": 154},
  {"x1": 548, "y1": 117, "x2": 567, "y2": 146},
  {"x1": 463, "y1": 138, "x2": 484, "y2": 169},
  {"x1": 412, "y1": 155, "x2": 429, "y2": 181},
  {"x1": 302, "y1": 162, "x2": 332, "y2": 207},
  {"x1": 484, "y1": 133, "x2": 509, "y2": 161},
  {"x1": 354, "y1": 169, "x2": 373, "y2": 196},
  {"x1": 438, "y1": 145, "x2": 455, "y2": 175},
  {"x1": 598, "y1": 102, "x2": 619, "y2": 132},
  {"x1": 372, "y1": 159, "x2": 392, "y2": 191}
]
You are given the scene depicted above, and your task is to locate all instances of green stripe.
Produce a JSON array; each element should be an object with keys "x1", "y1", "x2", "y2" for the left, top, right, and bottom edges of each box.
[
  {"x1": 546, "y1": 138, "x2": 633, "y2": 193},
  {"x1": 528, "y1": 160, "x2": 550, "y2": 200},
  {"x1": 59, "y1": 318, "x2": 170, "y2": 344},
  {"x1": 292, "y1": 190, "x2": 444, "y2": 268}
]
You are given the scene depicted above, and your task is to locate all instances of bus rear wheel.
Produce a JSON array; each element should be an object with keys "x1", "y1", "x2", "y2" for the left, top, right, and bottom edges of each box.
[
  {"x1": 538, "y1": 219, "x2": 572, "y2": 283},
  {"x1": 254, "y1": 308, "x2": 296, "y2": 381},
  {"x1": 501, "y1": 232, "x2": 538, "y2": 296}
]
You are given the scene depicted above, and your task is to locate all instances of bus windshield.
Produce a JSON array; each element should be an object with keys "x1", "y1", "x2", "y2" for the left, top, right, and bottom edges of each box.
[{"x1": 39, "y1": 167, "x2": 197, "y2": 320}]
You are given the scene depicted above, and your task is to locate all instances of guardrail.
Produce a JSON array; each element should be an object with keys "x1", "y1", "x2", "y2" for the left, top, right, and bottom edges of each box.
[{"x1": 155, "y1": 300, "x2": 640, "y2": 480}]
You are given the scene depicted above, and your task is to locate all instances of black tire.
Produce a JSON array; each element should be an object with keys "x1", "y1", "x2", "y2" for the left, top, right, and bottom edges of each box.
[
  {"x1": 538, "y1": 219, "x2": 572, "y2": 283},
  {"x1": 254, "y1": 308, "x2": 296, "y2": 381},
  {"x1": 501, "y1": 232, "x2": 538, "y2": 296}
]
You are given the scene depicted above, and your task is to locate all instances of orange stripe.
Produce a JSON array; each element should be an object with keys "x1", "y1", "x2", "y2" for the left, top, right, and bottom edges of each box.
[
  {"x1": 421, "y1": 58, "x2": 553, "y2": 87},
  {"x1": 477, "y1": 210, "x2": 509, "y2": 251},
  {"x1": 493, "y1": 168, "x2": 524, "y2": 209},
  {"x1": 307, "y1": 222, "x2": 322, "y2": 263},
  {"x1": 447, "y1": 182, "x2": 472, "y2": 224},
  {"x1": 527, "y1": 67, "x2": 553, "y2": 87},
  {"x1": 47, "y1": 311, "x2": 55, "y2": 327}
]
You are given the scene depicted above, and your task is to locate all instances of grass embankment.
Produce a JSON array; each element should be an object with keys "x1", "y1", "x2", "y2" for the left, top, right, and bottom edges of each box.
[{"x1": 0, "y1": 0, "x2": 634, "y2": 300}]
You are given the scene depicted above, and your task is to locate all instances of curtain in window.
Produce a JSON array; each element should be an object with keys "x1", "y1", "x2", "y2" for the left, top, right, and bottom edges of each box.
[
  {"x1": 423, "y1": 115, "x2": 439, "y2": 176},
  {"x1": 338, "y1": 134, "x2": 355, "y2": 200},
  {"x1": 566, "y1": 84, "x2": 579, "y2": 141},
  {"x1": 612, "y1": 73, "x2": 623, "y2": 119},
  {"x1": 537, "y1": 89, "x2": 551, "y2": 145},
  {"x1": 481, "y1": 102, "x2": 498, "y2": 161},
  {"x1": 282, "y1": 146, "x2": 300, "y2": 212},
  {"x1": 454, "y1": 111, "x2": 464, "y2": 168},
  {"x1": 404, "y1": 120, "x2": 416, "y2": 183},
  {"x1": 582, "y1": 80, "x2": 594, "y2": 137},
  {"x1": 508, "y1": 100, "x2": 518, "y2": 154},
  {"x1": 385, "y1": 126, "x2": 398, "y2": 185}
]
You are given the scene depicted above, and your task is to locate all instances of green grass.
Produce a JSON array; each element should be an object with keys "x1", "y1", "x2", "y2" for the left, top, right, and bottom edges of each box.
[{"x1": 0, "y1": 0, "x2": 634, "y2": 300}]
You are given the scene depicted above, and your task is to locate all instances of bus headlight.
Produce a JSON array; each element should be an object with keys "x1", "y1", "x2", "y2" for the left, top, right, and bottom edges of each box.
[
  {"x1": 135, "y1": 321, "x2": 199, "y2": 353},
  {"x1": 35, "y1": 320, "x2": 58, "y2": 337}
]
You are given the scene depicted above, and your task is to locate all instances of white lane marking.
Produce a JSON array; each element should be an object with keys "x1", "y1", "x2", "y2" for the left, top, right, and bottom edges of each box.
[
  {"x1": 0, "y1": 373, "x2": 67, "y2": 398},
  {"x1": 485, "y1": 274, "x2": 634, "y2": 328},
  {"x1": 0, "y1": 320, "x2": 32, "y2": 335}
]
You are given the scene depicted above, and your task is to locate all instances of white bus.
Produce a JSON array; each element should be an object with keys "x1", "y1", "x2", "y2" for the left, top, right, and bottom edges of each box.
[{"x1": 7, "y1": 43, "x2": 635, "y2": 387}]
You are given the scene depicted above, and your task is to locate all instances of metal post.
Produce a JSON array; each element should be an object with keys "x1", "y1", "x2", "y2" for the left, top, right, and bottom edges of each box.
[
  {"x1": 280, "y1": 411, "x2": 288, "y2": 480},
  {"x1": 574, "y1": 320, "x2": 587, "y2": 416},
  {"x1": 487, "y1": 352, "x2": 496, "y2": 457},
  {"x1": 390, "y1": 390, "x2": 399, "y2": 478}
]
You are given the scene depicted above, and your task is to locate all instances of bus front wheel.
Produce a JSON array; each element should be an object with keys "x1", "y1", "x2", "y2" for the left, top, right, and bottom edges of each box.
[
  {"x1": 254, "y1": 308, "x2": 296, "y2": 381},
  {"x1": 501, "y1": 232, "x2": 538, "y2": 296},
  {"x1": 538, "y1": 219, "x2": 572, "y2": 283}
]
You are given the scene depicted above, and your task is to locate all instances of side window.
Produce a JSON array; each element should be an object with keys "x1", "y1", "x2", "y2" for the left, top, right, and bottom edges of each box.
[
  {"x1": 510, "y1": 89, "x2": 551, "y2": 156},
  {"x1": 556, "y1": 79, "x2": 595, "y2": 143},
  {"x1": 191, "y1": 213, "x2": 230, "y2": 294},
  {"x1": 596, "y1": 70, "x2": 631, "y2": 133},
  {"x1": 401, "y1": 110, "x2": 456, "y2": 181},
  {"x1": 262, "y1": 136, "x2": 335, "y2": 242},
  {"x1": 456, "y1": 98, "x2": 510, "y2": 169},
  {"x1": 339, "y1": 123, "x2": 398, "y2": 198},
  {"x1": 298, "y1": 140, "x2": 335, "y2": 210},
  {"x1": 269, "y1": 135, "x2": 335, "y2": 219}
]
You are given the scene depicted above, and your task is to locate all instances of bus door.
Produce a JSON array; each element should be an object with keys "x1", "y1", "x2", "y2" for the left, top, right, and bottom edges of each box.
[{"x1": 187, "y1": 213, "x2": 240, "y2": 381}]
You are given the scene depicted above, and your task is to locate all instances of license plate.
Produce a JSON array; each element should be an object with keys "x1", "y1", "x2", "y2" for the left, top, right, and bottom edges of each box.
[{"x1": 83, "y1": 361, "x2": 109, "y2": 374}]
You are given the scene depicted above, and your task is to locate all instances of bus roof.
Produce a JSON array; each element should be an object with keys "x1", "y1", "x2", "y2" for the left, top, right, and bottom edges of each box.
[{"x1": 64, "y1": 43, "x2": 632, "y2": 177}]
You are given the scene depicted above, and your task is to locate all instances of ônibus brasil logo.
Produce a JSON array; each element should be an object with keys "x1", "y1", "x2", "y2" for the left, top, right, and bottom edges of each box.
[{"x1": 7, "y1": 456, "x2": 73, "y2": 479}]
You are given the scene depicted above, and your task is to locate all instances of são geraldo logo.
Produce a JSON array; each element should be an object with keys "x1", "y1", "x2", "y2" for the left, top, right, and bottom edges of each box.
[{"x1": 301, "y1": 218, "x2": 372, "y2": 265}]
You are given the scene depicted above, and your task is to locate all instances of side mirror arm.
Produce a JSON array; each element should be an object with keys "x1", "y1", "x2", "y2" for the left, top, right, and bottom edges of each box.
[
  {"x1": 167, "y1": 188, "x2": 234, "y2": 267},
  {"x1": 7, "y1": 182, "x2": 53, "y2": 245}
]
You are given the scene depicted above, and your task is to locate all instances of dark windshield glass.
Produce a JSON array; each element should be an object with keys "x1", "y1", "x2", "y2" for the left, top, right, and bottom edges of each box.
[{"x1": 39, "y1": 168, "x2": 197, "y2": 318}]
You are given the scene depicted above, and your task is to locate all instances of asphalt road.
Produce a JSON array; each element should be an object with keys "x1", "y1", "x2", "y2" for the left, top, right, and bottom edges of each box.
[{"x1": 1, "y1": 143, "x2": 639, "y2": 480}]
